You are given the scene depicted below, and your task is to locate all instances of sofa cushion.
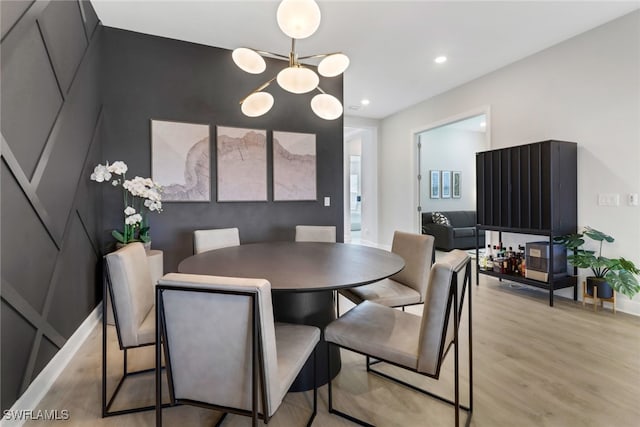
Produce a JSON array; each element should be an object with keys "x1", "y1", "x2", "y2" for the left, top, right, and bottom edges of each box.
[
  {"x1": 432, "y1": 212, "x2": 451, "y2": 226},
  {"x1": 445, "y1": 211, "x2": 476, "y2": 227},
  {"x1": 453, "y1": 227, "x2": 475, "y2": 238}
]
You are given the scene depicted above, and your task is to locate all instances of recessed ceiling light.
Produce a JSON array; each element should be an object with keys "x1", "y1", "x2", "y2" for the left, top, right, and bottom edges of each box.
[
  {"x1": 480, "y1": 121, "x2": 487, "y2": 128},
  {"x1": 361, "y1": 99, "x2": 370, "y2": 106},
  {"x1": 434, "y1": 56, "x2": 447, "y2": 64}
]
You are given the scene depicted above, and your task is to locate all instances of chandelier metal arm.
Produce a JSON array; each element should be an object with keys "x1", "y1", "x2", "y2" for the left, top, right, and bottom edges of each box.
[
  {"x1": 239, "y1": 75, "x2": 278, "y2": 104},
  {"x1": 298, "y1": 52, "x2": 343, "y2": 60},
  {"x1": 254, "y1": 50, "x2": 290, "y2": 60}
]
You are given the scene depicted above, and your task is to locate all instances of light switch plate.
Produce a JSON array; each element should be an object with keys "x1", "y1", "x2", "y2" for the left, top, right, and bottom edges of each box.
[
  {"x1": 597, "y1": 193, "x2": 620, "y2": 206},
  {"x1": 324, "y1": 197, "x2": 330, "y2": 207},
  {"x1": 629, "y1": 193, "x2": 639, "y2": 206}
]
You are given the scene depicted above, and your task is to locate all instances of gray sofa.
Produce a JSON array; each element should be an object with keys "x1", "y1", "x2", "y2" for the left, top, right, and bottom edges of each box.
[{"x1": 422, "y1": 211, "x2": 485, "y2": 251}]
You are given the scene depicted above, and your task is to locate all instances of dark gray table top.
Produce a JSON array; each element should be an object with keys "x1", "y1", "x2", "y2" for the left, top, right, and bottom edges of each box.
[{"x1": 177, "y1": 241, "x2": 405, "y2": 292}]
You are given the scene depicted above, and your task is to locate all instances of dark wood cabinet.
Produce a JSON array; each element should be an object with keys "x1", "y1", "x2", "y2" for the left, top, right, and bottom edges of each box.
[{"x1": 475, "y1": 140, "x2": 578, "y2": 306}]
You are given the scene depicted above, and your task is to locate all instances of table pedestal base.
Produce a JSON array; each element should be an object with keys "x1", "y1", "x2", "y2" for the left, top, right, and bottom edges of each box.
[{"x1": 272, "y1": 290, "x2": 341, "y2": 392}]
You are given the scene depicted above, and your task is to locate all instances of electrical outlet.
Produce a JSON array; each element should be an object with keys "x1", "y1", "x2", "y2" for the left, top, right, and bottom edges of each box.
[
  {"x1": 597, "y1": 193, "x2": 620, "y2": 206},
  {"x1": 629, "y1": 193, "x2": 639, "y2": 206}
]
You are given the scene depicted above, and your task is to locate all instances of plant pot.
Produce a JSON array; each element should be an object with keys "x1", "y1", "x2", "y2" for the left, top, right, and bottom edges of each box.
[
  {"x1": 115, "y1": 241, "x2": 152, "y2": 252},
  {"x1": 586, "y1": 276, "x2": 614, "y2": 299}
]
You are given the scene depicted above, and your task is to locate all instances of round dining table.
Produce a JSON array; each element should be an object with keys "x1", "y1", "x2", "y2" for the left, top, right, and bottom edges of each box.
[{"x1": 178, "y1": 241, "x2": 405, "y2": 391}]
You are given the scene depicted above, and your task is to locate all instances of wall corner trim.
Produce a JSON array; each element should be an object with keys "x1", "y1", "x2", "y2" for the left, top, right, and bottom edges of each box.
[{"x1": 1, "y1": 304, "x2": 103, "y2": 427}]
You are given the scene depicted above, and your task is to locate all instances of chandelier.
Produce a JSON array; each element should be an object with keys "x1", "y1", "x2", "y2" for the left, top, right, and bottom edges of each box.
[{"x1": 232, "y1": 0, "x2": 349, "y2": 120}]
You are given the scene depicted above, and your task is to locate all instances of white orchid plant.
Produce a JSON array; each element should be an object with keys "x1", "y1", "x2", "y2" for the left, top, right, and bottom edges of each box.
[{"x1": 90, "y1": 161, "x2": 162, "y2": 245}]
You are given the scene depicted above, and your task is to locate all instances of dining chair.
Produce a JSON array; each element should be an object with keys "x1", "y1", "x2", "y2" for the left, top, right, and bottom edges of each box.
[
  {"x1": 338, "y1": 231, "x2": 435, "y2": 314},
  {"x1": 102, "y1": 242, "x2": 167, "y2": 417},
  {"x1": 325, "y1": 250, "x2": 472, "y2": 427},
  {"x1": 193, "y1": 227, "x2": 240, "y2": 254},
  {"x1": 295, "y1": 225, "x2": 337, "y2": 243},
  {"x1": 155, "y1": 273, "x2": 320, "y2": 426}
]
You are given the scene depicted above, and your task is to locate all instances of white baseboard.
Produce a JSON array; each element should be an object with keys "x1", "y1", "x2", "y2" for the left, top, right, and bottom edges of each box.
[
  {"x1": 1, "y1": 304, "x2": 103, "y2": 427},
  {"x1": 358, "y1": 239, "x2": 386, "y2": 249}
]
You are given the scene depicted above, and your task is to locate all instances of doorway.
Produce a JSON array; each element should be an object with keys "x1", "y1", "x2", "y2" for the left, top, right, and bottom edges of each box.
[
  {"x1": 415, "y1": 111, "x2": 490, "y2": 231},
  {"x1": 344, "y1": 125, "x2": 377, "y2": 245}
]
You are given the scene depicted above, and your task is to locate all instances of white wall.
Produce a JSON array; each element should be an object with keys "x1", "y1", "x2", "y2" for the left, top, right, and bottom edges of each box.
[
  {"x1": 419, "y1": 127, "x2": 487, "y2": 213},
  {"x1": 378, "y1": 11, "x2": 640, "y2": 313}
]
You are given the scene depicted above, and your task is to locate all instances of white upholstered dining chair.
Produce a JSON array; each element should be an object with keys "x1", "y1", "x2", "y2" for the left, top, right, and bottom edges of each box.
[
  {"x1": 102, "y1": 242, "x2": 166, "y2": 417},
  {"x1": 155, "y1": 273, "x2": 320, "y2": 426},
  {"x1": 193, "y1": 227, "x2": 240, "y2": 254},
  {"x1": 325, "y1": 250, "x2": 473, "y2": 427},
  {"x1": 339, "y1": 231, "x2": 435, "y2": 314},
  {"x1": 295, "y1": 225, "x2": 337, "y2": 243}
]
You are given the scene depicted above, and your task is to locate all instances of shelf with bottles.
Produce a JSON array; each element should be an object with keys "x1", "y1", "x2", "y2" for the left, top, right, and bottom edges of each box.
[
  {"x1": 475, "y1": 235, "x2": 578, "y2": 306},
  {"x1": 478, "y1": 243, "x2": 527, "y2": 278}
]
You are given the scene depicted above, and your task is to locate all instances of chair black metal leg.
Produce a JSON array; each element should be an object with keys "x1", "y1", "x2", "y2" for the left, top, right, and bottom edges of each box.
[
  {"x1": 214, "y1": 413, "x2": 228, "y2": 427},
  {"x1": 468, "y1": 264, "x2": 474, "y2": 418},
  {"x1": 327, "y1": 344, "x2": 374, "y2": 427},
  {"x1": 454, "y1": 287, "x2": 460, "y2": 427},
  {"x1": 306, "y1": 349, "x2": 317, "y2": 427},
  {"x1": 327, "y1": 343, "x2": 333, "y2": 413},
  {"x1": 156, "y1": 290, "x2": 162, "y2": 427}
]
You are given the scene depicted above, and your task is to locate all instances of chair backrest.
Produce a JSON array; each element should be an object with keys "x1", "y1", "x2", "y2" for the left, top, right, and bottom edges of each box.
[
  {"x1": 295, "y1": 225, "x2": 336, "y2": 243},
  {"x1": 193, "y1": 227, "x2": 240, "y2": 254},
  {"x1": 157, "y1": 273, "x2": 280, "y2": 416},
  {"x1": 105, "y1": 242, "x2": 154, "y2": 348},
  {"x1": 389, "y1": 231, "x2": 435, "y2": 301},
  {"x1": 416, "y1": 250, "x2": 470, "y2": 376}
]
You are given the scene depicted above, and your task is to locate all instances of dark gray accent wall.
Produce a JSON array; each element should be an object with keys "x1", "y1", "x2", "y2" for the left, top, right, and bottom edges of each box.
[
  {"x1": 0, "y1": 0, "x2": 102, "y2": 411},
  {"x1": 102, "y1": 28, "x2": 344, "y2": 272}
]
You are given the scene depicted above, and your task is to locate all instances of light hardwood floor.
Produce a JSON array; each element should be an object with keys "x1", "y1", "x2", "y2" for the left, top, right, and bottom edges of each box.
[{"x1": 25, "y1": 270, "x2": 640, "y2": 426}]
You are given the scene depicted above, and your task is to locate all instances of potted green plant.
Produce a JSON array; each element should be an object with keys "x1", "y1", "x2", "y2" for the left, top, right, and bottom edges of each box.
[{"x1": 555, "y1": 227, "x2": 640, "y2": 299}]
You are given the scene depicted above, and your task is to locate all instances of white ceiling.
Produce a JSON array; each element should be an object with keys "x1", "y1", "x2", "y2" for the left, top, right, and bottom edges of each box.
[{"x1": 91, "y1": 1, "x2": 639, "y2": 120}]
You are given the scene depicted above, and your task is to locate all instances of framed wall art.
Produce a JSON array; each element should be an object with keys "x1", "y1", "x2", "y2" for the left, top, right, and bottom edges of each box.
[
  {"x1": 216, "y1": 126, "x2": 268, "y2": 202},
  {"x1": 441, "y1": 170, "x2": 451, "y2": 199},
  {"x1": 452, "y1": 171, "x2": 461, "y2": 198},
  {"x1": 430, "y1": 170, "x2": 440, "y2": 199},
  {"x1": 273, "y1": 131, "x2": 317, "y2": 201},
  {"x1": 151, "y1": 119, "x2": 211, "y2": 202}
]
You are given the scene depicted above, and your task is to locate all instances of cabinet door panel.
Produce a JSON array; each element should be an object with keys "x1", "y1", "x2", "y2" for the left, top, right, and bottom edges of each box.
[
  {"x1": 476, "y1": 153, "x2": 485, "y2": 225},
  {"x1": 510, "y1": 147, "x2": 520, "y2": 228},
  {"x1": 530, "y1": 144, "x2": 541, "y2": 229},
  {"x1": 519, "y1": 145, "x2": 530, "y2": 229},
  {"x1": 492, "y1": 151, "x2": 501, "y2": 226},
  {"x1": 540, "y1": 142, "x2": 552, "y2": 230},
  {"x1": 500, "y1": 149, "x2": 510, "y2": 227}
]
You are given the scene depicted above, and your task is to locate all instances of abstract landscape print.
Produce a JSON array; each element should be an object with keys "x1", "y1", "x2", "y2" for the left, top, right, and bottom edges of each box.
[
  {"x1": 151, "y1": 119, "x2": 210, "y2": 202},
  {"x1": 216, "y1": 126, "x2": 268, "y2": 201},
  {"x1": 273, "y1": 131, "x2": 317, "y2": 201}
]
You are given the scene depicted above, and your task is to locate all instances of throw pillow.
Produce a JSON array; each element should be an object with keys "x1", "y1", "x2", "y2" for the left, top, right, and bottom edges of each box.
[{"x1": 432, "y1": 212, "x2": 451, "y2": 226}]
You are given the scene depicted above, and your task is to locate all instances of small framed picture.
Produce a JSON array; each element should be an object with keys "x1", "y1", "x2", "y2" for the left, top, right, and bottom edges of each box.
[
  {"x1": 441, "y1": 170, "x2": 451, "y2": 198},
  {"x1": 452, "y1": 171, "x2": 461, "y2": 198},
  {"x1": 430, "y1": 170, "x2": 440, "y2": 198}
]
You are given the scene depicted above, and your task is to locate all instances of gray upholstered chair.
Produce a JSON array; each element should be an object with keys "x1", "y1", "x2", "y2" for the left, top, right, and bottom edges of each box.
[
  {"x1": 102, "y1": 242, "x2": 164, "y2": 417},
  {"x1": 295, "y1": 225, "x2": 337, "y2": 243},
  {"x1": 155, "y1": 273, "x2": 320, "y2": 426},
  {"x1": 193, "y1": 227, "x2": 240, "y2": 254},
  {"x1": 325, "y1": 250, "x2": 473, "y2": 427},
  {"x1": 339, "y1": 231, "x2": 435, "y2": 313}
]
